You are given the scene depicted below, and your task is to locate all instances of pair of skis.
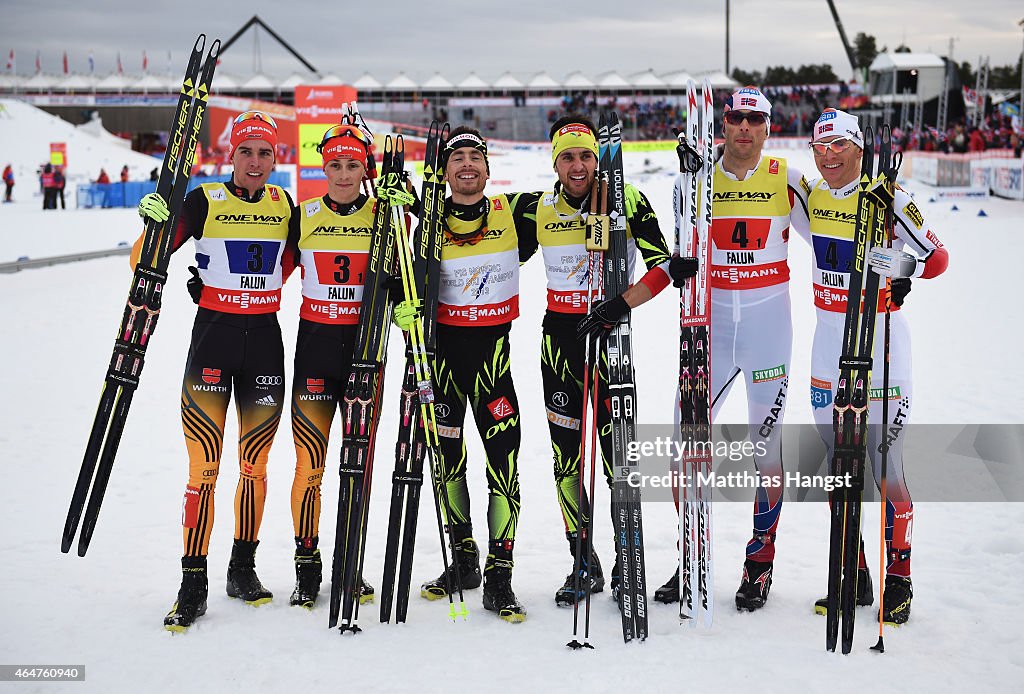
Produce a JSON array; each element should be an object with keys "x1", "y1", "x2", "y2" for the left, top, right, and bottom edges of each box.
[
  {"x1": 378, "y1": 122, "x2": 468, "y2": 624},
  {"x1": 674, "y1": 78, "x2": 715, "y2": 628},
  {"x1": 328, "y1": 135, "x2": 406, "y2": 633},
  {"x1": 61, "y1": 35, "x2": 219, "y2": 557},
  {"x1": 825, "y1": 124, "x2": 898, "y2": 654},
  {"x1": 569, "y1": 111, "x2": 648, "y2": 648}
]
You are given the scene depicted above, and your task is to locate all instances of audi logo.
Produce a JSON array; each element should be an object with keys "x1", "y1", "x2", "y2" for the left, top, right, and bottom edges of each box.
[
  {"x1": 552, "y1": 392, "x2": 569, "y2": 408},
  {"x1": 256, "y1": 376, "x2": 283, "y2": 386}
]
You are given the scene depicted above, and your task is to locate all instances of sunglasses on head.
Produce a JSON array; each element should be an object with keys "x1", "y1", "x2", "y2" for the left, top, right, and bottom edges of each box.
[
  {"x1": 317, "y1": 124, "x2": 370, "y2": 153},
  {"x1": 809, "y1": 136, "x2": 857, "y2": 155},
  {"x1": 234, "y1": 110, "x2": 278, "y2": 130},
  {"x1": 724, "y1": 110, "x2": 767, "y2": 126}
]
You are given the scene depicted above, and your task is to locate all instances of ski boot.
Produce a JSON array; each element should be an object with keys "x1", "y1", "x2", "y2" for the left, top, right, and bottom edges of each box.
[
  {"x1": 735, "y1": 559, "x2": 773, "y2": 611},
  {"x1": 226, "y1": 539, "x2": 273, "y2": 606},
  {"x1": 610, "y1": 558, "x2": 621, "y2": 603},
  {"x1": 654, "y1": 568, "x2": 680, "y2": 604},
  {"x1": 421, "y1": 534, "x2": 482, "y2": 601},
  {"x1": 814, "y1": 565, "x2": 874, "y2": 615},
  {"x1": 554, "y1": 532, "x2": 604, "y2": 607},
  {"x1": 164, "y1": 556, "x2": 208, "y2": 633},
  {"x1": 482, "y1": 556, "x2": 526, "y2": 623},
  {"x1": 290, "y1": 537, "x2": 322, "y2": 608},
  {"x1": 880, "y1": 575, "x2": 912, "y2": 625}
]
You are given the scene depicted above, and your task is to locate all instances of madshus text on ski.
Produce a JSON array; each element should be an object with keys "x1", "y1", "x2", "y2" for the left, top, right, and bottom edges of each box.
[{"x1": 62, "y1": 38, "x2": 949, "y2": 651}]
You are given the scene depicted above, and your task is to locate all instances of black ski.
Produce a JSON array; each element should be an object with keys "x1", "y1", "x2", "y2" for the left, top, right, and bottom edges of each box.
[
  {"x1": 329, "y1": 135, "x2": 405, "y2": 633},
  {"x1": 826, "y1": 125, "x2": 894, "y2": 654},
  {"x1": 601, "y1": 111, "x2": 648, "y2": 643},
  {"x1": 61, "y1": 35, "x2": 219, "y2": 557},
  {"x1": 380, "y1": 121, "x2": 451, "y2": 623}
]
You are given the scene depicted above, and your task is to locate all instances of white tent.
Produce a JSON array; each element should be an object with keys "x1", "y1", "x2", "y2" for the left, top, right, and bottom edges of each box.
[
  {"x1": 240, "y1": 73, "x2": 276, "y2": 91},
  {"x1": 699, "y1": 70, "x2": 739, "y2": 89},
  {"x1": 493, "y1": 72, "x2": 524, "y2": 89},
  {"x1": 597, "y1": 71, "x2": 629, "y2": 88},
  {"x1": 563, "y1": 71, "x2": 594, "y2": 88},
  {"x1": 352, "y1": 72, "x2": 381, "y2": 89},
  {"x1": 421, "y1": 72, "x2": 454, "y2": 89},
  {"x1": 318, "y1": 72, "x2": 347, "y2": 86},
  {"x1": 386, "y1": 72, "x2": 417, "y2": 90},
  {"x1": 21, "y1": 73, "x2": 58, "y2": 90},
  {"x1": 279, "y1": 73, "x2": 309, "y2": 89},
  {"x1": 630, "y1": 69, "x2": 666, "y2": 88},
  {"x1": 660, "y1": 70, "x2": 697, "y2": 87},
  {"x1": 527, "y1": 71, "x2": 560, "y2": 90},
  {"x1": 457, "y1": 72, "x2": 488, "y2": 89}
]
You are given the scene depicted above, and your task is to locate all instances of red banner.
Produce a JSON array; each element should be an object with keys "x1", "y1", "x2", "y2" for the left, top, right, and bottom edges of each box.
[
  {"x1": 50, "y1": 142, "x2": 67, "y2": 168},
  {"x1": 294, "y1": 84, "x2": 357, "y2": 202},
  {"x1": 207, "y1": 97, "x2": 297, "y2": 171}
]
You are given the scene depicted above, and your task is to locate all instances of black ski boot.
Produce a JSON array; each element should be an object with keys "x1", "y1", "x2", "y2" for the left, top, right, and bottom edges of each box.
[
  {"x1": 421, "y1": 527, "x2": 482, "y2": 601},
  {"x1": 226, "y1": 539, "x2": 273, "y2": 606},
  {"x1": 735, "y1": 559, "x2": 773, "y2": 611},
  {"x1": 814, "y1": 565, "x2": 874, "y2": 615},
  {"x1": 880, "y1": 575, "x2": 912, "y2": 625},
  {"x1": 164, "y1": 555, "x2": 208, "y2": 632},
  {"x1": 610, "y1": 558, "x2": 621, "y2": 602},
  {"x1": 482, "y1": 555, "x2": 526, "y2": 623},
  {"x1": 654, "y1": 568, "x2": 680, "y2": 604},
  {"x1": 554, "y1": 532, "x2": 605, "y2": 607},
  {"x1": 290, "y1": 537, "x2": 322, "y2": 609}
]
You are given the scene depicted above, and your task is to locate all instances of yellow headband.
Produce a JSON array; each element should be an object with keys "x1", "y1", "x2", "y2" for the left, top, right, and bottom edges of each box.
[{"x1": 551, "y1": 123, "x2": 598, "y2": 163}]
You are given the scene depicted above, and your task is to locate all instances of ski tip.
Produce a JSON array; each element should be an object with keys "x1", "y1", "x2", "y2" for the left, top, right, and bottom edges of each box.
[
  {"x1": 193, "y1": 35, "x2": 205, "y2": 52},
  {"x1": 207, "y1": 39, "x2": 221, "y2": 60}
]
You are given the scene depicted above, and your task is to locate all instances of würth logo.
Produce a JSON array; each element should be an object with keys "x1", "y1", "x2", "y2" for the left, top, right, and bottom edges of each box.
[
  {"x1": 487, "y1": 396, "x2": 515, "y2": 421},
  {"x1": 202, "y1": 368, "x2": 221, "y2": 385},
  {"x1": 307, "y1": 378, "x2": 325, "y2": 394}
]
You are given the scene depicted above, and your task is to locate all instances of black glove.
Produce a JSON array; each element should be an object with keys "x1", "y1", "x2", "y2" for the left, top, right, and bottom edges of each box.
[
  {"x1": 186, "y1": 266, "x2": 204, "y2": 304},
  {"x1": 382, "y1": 274, "x2": 406, "y2": 304},
  {"x1": 669, "y1": 256, "x2": 699, "y2": 288},
  {"x1": 576, "y1": 295, "x2": 630, "y2": 340},
  {"x1": 891, "y1": 277, "x2": 911, "y2": 308}
]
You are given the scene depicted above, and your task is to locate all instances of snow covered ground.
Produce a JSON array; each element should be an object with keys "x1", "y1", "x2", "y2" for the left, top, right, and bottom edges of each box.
[{"x1": 1, "y1": 100, "x2": 1022, "y2": 693}]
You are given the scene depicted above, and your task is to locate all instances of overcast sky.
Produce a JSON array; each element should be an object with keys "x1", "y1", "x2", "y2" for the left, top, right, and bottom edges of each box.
[{"x1": 3, "y1": 0, "x2": 1022, "y2": 82}]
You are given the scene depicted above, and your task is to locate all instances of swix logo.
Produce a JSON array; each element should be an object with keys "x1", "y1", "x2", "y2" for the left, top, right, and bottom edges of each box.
[
  {"x1": 269, "y1": 188, "x2": 280, "y2": 201},
  {"x1": 769, "y1": 159, "x2": 779, "y2": 175},
  {"x1": 487, "y1": 396, "x2": 515, "y2": 421},
  {"x1": 492, "y1": 197, "x2": 503, "y2": 210},
  {"x1": 307, "y1": 378, "x2": 325, "y2": 394},
  {"x1": 181, "y1": 486, "x2": 201, "y2": 528},
  {"x1": 202, "y1": 368, "x2": 221, "y2": 384}
]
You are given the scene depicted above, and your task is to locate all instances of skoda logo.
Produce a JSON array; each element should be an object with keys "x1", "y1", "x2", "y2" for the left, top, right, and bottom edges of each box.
[
  {"x1": 256, "y1": 376, "x2": 283, "y2": 386},
  {"x1": 552, "y1": 392, "x2": 569, "y2": 408}
]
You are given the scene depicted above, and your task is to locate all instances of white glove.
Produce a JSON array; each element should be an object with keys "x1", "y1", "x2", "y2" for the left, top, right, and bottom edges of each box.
[{"x1": 867, "y1": 247, "x2": 918, "y2": 279}]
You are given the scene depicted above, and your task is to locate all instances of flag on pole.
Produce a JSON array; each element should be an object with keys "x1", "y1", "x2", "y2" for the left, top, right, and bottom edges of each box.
[
  {"x1": 142, "y1": 50, "x2": 148, "y2": 73},
  {"x1": 5, "y1": 49, "x2": 13, "y2": 74},
  {"x1": 35, "y1": 50, "x2": 41, "y2": 74},
  {"x1": 88, "y1": 52, "x2": 94, "y2": 74},
  {"x1": 62, "y1": 51, "x2": 68, "y2": 75},
  {"x1": 116, "y1": 51, "x2": 123, "y2": 75}
]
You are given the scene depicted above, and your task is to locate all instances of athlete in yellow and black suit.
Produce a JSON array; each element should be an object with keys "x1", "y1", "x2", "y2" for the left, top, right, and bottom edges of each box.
[
  {"x1": 140, "y1": 111, "x2": 296, "y2": 632},
  {"x1": 521, "y1": 116, "x2": 680, "y2": 607},
  {"x1": 416, "y1": 127, "x2": 539, "y2": 623},
  {"x1": 284, "y1": 123, "x2": 379, "y2": 609}
]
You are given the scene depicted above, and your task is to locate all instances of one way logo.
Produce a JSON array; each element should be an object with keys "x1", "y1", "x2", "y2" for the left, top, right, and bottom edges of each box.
[{"x1": 487, "y1": 396, "x2": 515, "y2": 421}]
